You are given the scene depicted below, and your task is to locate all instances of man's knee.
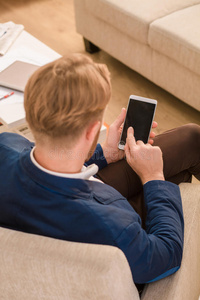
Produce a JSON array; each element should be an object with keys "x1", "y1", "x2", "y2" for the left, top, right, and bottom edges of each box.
[{"x1": 183, "y1": 123, "x2": 200, "y2": 144}]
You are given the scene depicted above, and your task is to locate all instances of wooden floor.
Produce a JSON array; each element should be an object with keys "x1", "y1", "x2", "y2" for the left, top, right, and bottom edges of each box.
[{"x1": 0, "y1": 0, "x2": 200, "y2": 135}]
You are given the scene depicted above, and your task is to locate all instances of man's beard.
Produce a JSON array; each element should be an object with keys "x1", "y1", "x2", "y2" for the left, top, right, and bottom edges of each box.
[{"x1": 85, "y1": 128, "x2": 101, "y2": 162}]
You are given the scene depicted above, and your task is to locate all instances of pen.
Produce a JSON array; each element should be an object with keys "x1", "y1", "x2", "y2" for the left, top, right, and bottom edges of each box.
[
  {"x1": 0, "y1": 91, "x2": 15, "y2": 101},
  {"x1": 0, "y1": 31, "x2": 7, "y2": 38}
]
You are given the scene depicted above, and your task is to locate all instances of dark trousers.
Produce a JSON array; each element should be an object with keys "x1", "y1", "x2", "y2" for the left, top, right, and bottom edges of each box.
[{"x1": 98, "y1": 124, "x2": 200, "y2": 226}]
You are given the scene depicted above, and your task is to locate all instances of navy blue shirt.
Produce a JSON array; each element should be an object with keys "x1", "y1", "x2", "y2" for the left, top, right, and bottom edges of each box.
[{"x1": 0, "y1": 132, "x2": 184, "y2": 284}]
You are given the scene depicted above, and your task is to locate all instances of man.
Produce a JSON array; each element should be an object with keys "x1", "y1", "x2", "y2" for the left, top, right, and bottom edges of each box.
[{"x1": 0, "y1": 54, "x2": 199, "y2": 285}]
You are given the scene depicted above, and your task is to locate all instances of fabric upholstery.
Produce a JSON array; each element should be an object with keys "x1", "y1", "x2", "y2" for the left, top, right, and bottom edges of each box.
[
  {"x1": 151, "y1": 49, "x2": 200, "y2": 111},
  {"x1": 0, "y1": 228, "x2": 139, "y2": 300},
  {"x1": 85, "y1": 0, "x2": 200, "y2": 44},
  {"x1": 149, "y1": 4, "x2": 200, "y2": 77},
  {"x1": 74, "y1": 0, "x2": 200, "y2": 111},
  {"x1": 75, "y1": 0, "x2": 153, "y2": 77},
  {"x1": 142, "y1": 183, "x2": 200, "y2": 300}
]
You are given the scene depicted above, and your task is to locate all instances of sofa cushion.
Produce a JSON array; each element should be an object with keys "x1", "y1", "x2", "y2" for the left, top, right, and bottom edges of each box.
[
  {"x1": 85, "y1": 0, "x2": 200, "y2": 45},
  {"x1": 149, "y1": 4, "x2": 200, "y2": 77}
]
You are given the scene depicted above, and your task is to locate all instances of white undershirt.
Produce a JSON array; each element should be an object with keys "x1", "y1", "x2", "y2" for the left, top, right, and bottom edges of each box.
[{"x1": 30, "y1": 147, "x2": 102, "y2": 182}]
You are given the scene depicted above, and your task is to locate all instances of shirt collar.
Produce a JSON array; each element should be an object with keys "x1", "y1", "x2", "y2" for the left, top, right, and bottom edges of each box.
[{"x1": 30, "y1": 147, "x2": 99, "y2": 180}]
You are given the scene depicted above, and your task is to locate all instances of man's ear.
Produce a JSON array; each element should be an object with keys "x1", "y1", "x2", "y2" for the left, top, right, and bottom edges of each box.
[{"x1": 86, "y1": 121, "x2": 101, "y2": 143}]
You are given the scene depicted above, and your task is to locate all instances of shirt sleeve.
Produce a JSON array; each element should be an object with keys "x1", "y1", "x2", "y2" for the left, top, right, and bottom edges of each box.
[
  {"x1": 115, "y1": 180, "x2": 184, "y2": 284},
  {"x1": 85, "y1": 143, "x2": 108, "y2": 170}
]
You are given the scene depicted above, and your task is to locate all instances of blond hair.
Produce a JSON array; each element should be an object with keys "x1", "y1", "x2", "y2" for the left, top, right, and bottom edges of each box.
[{"x1": 24, "y1": 54, "x2": 111, "y2": 144}]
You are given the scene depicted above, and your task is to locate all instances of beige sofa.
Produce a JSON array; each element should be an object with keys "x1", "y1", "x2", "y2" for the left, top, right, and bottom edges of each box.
[
  {"x1": 0, "y1": 183, "x2": 200, "y2": 300},
  {"x1": 74, "y1": 0, "x2": 200, "y2": 111}
]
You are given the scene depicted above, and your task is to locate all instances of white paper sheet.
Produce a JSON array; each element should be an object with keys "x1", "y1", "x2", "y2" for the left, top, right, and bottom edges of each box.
[{"x1": 0, "y1": 21, "x2": 24, "y2": 56}]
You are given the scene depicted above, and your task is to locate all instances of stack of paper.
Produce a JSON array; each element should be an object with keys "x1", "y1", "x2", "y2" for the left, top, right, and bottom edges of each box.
[
  {"x1": 0, "y1": 87, "x2": 25, "y2": 128},
  {"x1": 0, "y1": 21, "x2": 24, "y2": 56}
]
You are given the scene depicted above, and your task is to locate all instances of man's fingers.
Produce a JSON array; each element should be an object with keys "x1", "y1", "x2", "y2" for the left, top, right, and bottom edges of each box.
[
  {"x1": 112, "y1": 108, "x2": 126, "y2": 129},
  {"x1": 149, "y1": 131, "x2": 156, "y2": 139},
  {"x1": 136, "y1": 140, "x2": 144, "y2": 146},
  {"x1": 126, "y1": 127, "x2": 136, "y2": 147},
  {"x1": 124, "y1": 143, "x2": 130, "y2": 159},
  {"x1": 152, "y1": 121, "x2": 158, "y2": 129},
  {"x1": 148, "y1": 139, "x2": 154, "y2": 145}
]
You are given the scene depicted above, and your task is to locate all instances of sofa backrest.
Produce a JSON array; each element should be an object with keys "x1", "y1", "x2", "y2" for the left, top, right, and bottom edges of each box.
[{"x1": 84, "y1": 0, "x2": 200, "y2": 44}]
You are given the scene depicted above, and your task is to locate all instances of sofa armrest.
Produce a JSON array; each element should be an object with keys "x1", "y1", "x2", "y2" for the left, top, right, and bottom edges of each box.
[
  {"x1": 0, "y1": 227, "x2": 139, "y2": 300},
  {"x1": 142, "y1": 183, "x2": 200, "y2": 300}
]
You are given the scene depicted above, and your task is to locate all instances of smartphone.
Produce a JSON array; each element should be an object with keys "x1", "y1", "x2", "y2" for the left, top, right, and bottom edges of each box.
[{"x1": 118, "y1": 95, "x2": 157, "y2": 150}]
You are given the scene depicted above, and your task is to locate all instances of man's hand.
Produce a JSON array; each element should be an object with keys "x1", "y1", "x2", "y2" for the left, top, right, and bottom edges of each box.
[
  {"x1": 102, "y1": 108, "x2": 126, "y2": 164},
  {"x1": 148, "y1": 121, "x2": 158, "y2": 145},
  {"x1": 124, "y1": 127, "x2": 164, "y2": 184},
  {"x1": 102, "y1": 108, "x2": 158, "y2": 164}
]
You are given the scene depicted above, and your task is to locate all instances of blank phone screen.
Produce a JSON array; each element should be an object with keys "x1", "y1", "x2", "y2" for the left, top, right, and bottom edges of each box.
[{"x1": 120, "y1": 99, "x2": 156, "y2": 145}]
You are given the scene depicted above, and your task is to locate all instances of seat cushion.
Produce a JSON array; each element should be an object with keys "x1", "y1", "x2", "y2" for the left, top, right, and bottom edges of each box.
[
  {"x1": 149, "y1": 4, "x2": 200, "y2": 76},
  {"x1": 85, "y1": 0, "x2": 200, "y2": 45}
]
